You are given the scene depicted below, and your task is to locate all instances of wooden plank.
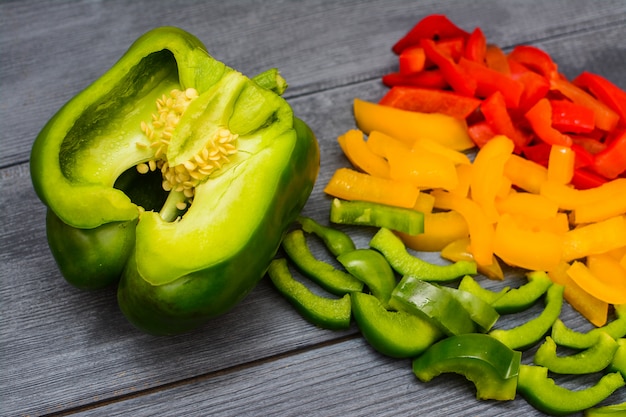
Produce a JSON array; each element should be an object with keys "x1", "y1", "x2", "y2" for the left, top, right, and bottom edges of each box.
[
  {"x1": 1, "y1": 0, "x2": 625, "y2": 416},
  {"x1": 1, "y1": 0, "x2": 625, "y2": 167}
]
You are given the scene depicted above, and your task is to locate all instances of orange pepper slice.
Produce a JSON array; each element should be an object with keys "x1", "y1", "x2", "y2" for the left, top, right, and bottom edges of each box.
[
  {"x1": 397, "y1": 210, "x2": 469, "y2": 252},
  {"x1": 567, "y1": 260, "x2": 626, "y2": 305},
  {"x1": 337, "y1": 129, "x2": 390, "y2": 178},
  {"x1": 495, "y1": 191, "x2": 559, "y2": 220},
  {"x1": 324, "y1": 167, "x2": 419, "y2": 208},
  {"x1": 387, "y1": 146, "x2": 459, "y2": 190},
  {"x1": 449, "y1": 163, "x2": 472, "y2": 198},
  {"x1": 548, "y1": 260, "x2": 608, "y2": 327},
  {"x1": 493, "y1": 213, "x2": 563, "y2": 271},
  {"x1": 432, "y1": 189, "x2": 494, "y2": 266},
  {"x1": 573, "y1": 181, "x2": 626, "y2": 224},
  {"x1": 353, "y1": 98, "x2": 474, "y2": 151}
]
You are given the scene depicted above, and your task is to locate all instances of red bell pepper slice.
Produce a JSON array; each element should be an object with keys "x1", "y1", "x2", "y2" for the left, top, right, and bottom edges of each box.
[
  {"x1": 420, "y1": 39, "x2": 476, "y2": 96},
  {"x1": 570, "y1": 143, "x2": 595, "y2": 169},
  {"x1": 399, "y1": 46, "x2": 426, "y2": 74},
  {"x1": 571, "y1": 135, "x2": 607, "y2": 155},
  {"x1": 525, "y1": 98, "x2": 572, "y2": 147},
  {"x1": 571, "y1": 168, "x2": 607, "y2": 189},
  {"x1": 463, "y1": 27, "x2": 487, "y2": 63},
  {"x1": 574, "y1": 71, "x2": 626, "y2": 125},
  {"x1": 508, "y1": 59, "x2": 550, "y2": 113},
  {"x1": 378, "y1": 86, "x2": 481, "y2": 119},
  {"x1": 485, "y1": 45, "x2": 510, "y2": 75},
  {"x1": 392, "y1": 14, "x2": 470, "y2": 54},
  {"x1": 592, "y1": 129, "x2": 626, "y2": 179},
  {"x1": 434, "y1": 37, "x2": 465, "y2": 62},
  {"x1": 459, "y1": 57, "x2": 523, "y2": 108},
  {"x1": 382, "y1": 70, "x2": 448, "y2": 89},
  {"x1": 508, "y1": 45, "x2": 559, "y2": 80},
  {"x1": 522, "y1": 142, "x2": 551, "y2": 167},
  {"x1": 550, "y1": 99, "x2": 595, "y2": 134},
  {"x1": 481, "y1": 91, "x2": 528, "y2": 148},
  {"x1": 468, "y1": 120, "x2": 497, "y2": 148},
  {"x1": 550, "y1": 78, "x2": 619, "y2": 132}
]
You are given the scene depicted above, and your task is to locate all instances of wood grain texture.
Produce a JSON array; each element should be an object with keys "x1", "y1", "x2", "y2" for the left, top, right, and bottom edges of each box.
[{"x1": 1, "y1": 0, "x2": 625, "y2": 416}]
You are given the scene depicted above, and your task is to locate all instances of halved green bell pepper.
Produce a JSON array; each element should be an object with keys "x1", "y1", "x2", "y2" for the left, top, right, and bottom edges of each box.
[{"x1": 30, "y1": 27, "x2": 320, "y2": 335}]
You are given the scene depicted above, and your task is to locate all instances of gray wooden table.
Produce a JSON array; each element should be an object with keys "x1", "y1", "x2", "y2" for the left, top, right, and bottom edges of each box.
[{"x1": 1, "y1": 1, "x2": 625, "y2": 416}]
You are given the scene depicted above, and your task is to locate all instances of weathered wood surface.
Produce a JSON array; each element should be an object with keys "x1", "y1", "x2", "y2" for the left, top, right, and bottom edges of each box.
[{"x1": 1, "y1": 1, "x2": 624, "y2": 416}]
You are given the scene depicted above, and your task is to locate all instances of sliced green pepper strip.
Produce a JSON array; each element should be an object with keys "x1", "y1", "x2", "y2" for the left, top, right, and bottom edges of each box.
[
  {"x1": 490, "y1": 270, "x2": 553, "y2": 314},
  {"x1": 517, "y1": 364, "x2": 625, "y2": 416},
  {"x1": 457, "y1": 275, "x2": 510, "y2": 304},
  {"x1": 297, "y1": 216, "x2": 356, "y2": 257},
  {"x1": 412, "y1": 333, "x2": 521, "y2": 401},
  {"x1": 552, "y1": 304, "x2": 626, "y2": 349},
  {"x1": 282, "y1": 229, "x2": 363, "y2": 296},
  {"x1": 534, "y1": 333, "x2": 619, "y2": 374},
  {"x1": 337, "y1": 249, "x2": 397, "y2": 307},
  {"x1": 352, "y1": 292, "x2": 443, "y2": 358},
  {"x1": 440, "y1": 286, "x2": 500, "y2": 332},
  {"x1": 489, "y1": 283, "x2": 564, "y2": 350},
  {"x1": 267, "y1": 258, "x2": 351, "y2": 330},
  {"x1": 585, "y1": 402, "x2": 626, "y2": 416},
  {"x1": 609, "y1": 338, "x2": 626, "y2": 378},
  {"x1": 370, "y1": 228, "x2": 477, "y2": 282},
  {"x1": 390, "y1": 275, "x2": 477, "y2": 335},
  {"x1": 330, "y1": 198, "x2": 424, "y2": 235}
]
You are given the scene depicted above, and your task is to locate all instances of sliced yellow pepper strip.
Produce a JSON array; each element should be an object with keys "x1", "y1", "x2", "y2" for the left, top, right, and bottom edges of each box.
[
  {"x1": 324, "y1": 167, "x2": 419, "y2": 209},
  {"x1": 432, "y1": 189, "x2": 494, "y2": 266},
  {"x1": 449, "y1": 163, "x2": 472, "y2": 198},
  {"x1": 540, "y1": 178, "x2": 626, "y2": 211},
  {"x1": 387, "y1": 146, "x2": 459, "y2": 191},
  {"x1": 495, "y1": 191, "x2": 559, "y2": 220},
  {"x1": 567, "y1": 261, "x2": 626, "y2": 305},
  {"x1": 503, "y1": 154, "x2": 548, "y2": 194},
  {"x1": 547, "y1": 145, "x2": 575, "y2": 184},
  {"x1": 413, "y1": 192, "x2": 435, "y2": 213},
  {"x1": 337, "y1": 129, "x2": 390, "y2": 178},
  {"x1": 353, "y1": 98, "x2": 474, "y2": 151},
  {"x1": 398, "y1": 210, "x2": 469, "y2": 252},
  {"x1": 411, "y1": 137, "x2": 471, "y2": 165},
  {"x1": 548, "y1": 260, "x2": 608, "y2": 327},
  {"x1": 493, "y1": 213, "x2": 564, "y2": 272},
  {"x1": 562, "y1": 215, "x2": 626, "y2": 262},
  {"x1": 441, "y1": 237, "x2": 504, "y2": 280}
]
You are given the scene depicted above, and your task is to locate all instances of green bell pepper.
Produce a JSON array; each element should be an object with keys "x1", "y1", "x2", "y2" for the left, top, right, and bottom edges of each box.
[
  {"x1": 30, "y1": 27, "x2": 320, "y2": 335},
  {"x1": 534, "y1": 333, "x2": 619, "y2": 374},
  {"x1": 337, "y1": 248, "x2": 397, "y2": 307}
]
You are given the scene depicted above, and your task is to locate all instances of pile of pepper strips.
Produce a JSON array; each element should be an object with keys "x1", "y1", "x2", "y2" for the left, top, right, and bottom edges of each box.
[{"x1": 269, "y1": 14, "x2": 626, "y2": 416}]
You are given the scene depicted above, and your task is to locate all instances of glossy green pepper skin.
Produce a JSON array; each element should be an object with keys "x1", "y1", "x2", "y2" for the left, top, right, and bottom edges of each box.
[{"x1": 30, "y1": 27, "x2": 320, "y2": 335}]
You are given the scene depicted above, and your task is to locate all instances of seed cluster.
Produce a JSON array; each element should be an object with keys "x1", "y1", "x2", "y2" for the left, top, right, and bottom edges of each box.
[{"x1": 137, "y1": 88, "x2": 238, "y2": 210}]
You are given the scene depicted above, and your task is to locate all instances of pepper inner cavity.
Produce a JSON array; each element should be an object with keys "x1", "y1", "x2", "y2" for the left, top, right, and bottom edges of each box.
[{"x1": 136, "y1": 87, "x2": 239, "y2": 210}]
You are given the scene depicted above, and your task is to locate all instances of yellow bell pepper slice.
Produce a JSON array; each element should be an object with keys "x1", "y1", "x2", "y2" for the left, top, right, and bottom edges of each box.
[
  {"x1": 567, "y1": 261, "x2": 626, "y2": 305},
  {"x1": 337, "y1": 129, "x2": 390, "y2": 178},
  {"x1": 547, "y1": 145, "x2": 575, "y2": 184},
  {"x1": 503, "y1": 154, "x2": 548, "y2": 194},
  {"x1": 441, "y1": 237, "x2": 504, "y2": 280},
  {"x1": 398, "y1": 210, "x2": 469, "y2": 252},
  {"x1": 562, "y1": 215, "x2": 626, "y2": 262},
  {"x1": 353, "y1": 98, "x2": 474, "y2": 151},
  {"x1": 449, "y1": 163, "x2": 472, "y2": 198},
  {"x1": 496, "y1": 191, "x2": 560, "y2": 220},
  {"x1": 493, "y1": 213, "x2": 563, "y2": 272},
  {"x1": 324, "y1": 167, "x2": 419, "y2": 209}
]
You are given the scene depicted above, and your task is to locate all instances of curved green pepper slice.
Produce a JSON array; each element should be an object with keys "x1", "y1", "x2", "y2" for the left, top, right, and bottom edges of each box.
[
  {"x1": 352, "y1": 292, "x2": 443, "y2": 358},
  {"x1": 552, "y1": 304, "x2": 626, "y2": 349},
  {"x1": 370, "y1": 227, "x2": 477, "y2": 282},
  {"x1": 489, "y1": 283, "x2": 563, "y2": 350},
  {"x1": 30, "y1": 27, "x2": 320, "y2": 335},
  {"x1": 585, "y1": 402, "x2": 626, "y2": 416},
  {"x1": 609, "y1": 338, "x2": 626, "y2": 378},
  {"x1": 439, "y1": 286, "x2": 500, "y2": 332},
  {"x1": 534, "y1": 333, "x2": 619, "y2": 374},
  {"x1": 282, "y1": 229, "x2": 363, "y2": 295},
  {"x1": 297, "y1": 216, "x2": 356, "y2": 257},
  {"x1": 390, "y1": 275, "x2": 477, "y2": 335},
  {"x1": 517, "y1": 364, "x2": 625, "y2": 416},
  {"x1": 330, "y1": 198, "x2": 424, "y2": 235},
  {"x1": 268, "y1": 258, "x2": 351, "y2": 330},
  {"x1": 337, "y1": 249, "x2": 397, "y2": 307},
  {"x1": 490, "y1": 270, "x2": 553, "y2": 314},
  {"x1": 412, "y1": 333, "x2": 521, "y2": 401},
  {"x1": 457, "y1": 275, "x2": 510, "y2": 305}
]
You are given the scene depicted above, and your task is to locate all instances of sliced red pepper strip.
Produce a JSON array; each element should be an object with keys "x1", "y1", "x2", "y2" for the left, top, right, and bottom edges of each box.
[
  {"x1": 381, "y1": 70, "x2": 448, "y2": 89},
  {"x1": 433, "y1": 37, "x2": 465, "y2": 63},
  {"x1": 459, "y1": 57, "x2": 523, "y2": 108},
  {"x1": 592, "y1": 128, "x2": 626, "y2": 179},
  {"x1": 392, "y1": 14, "x2": 470, "y2": 54},
  {"x1": 571, "y1": 143, "x2": 595, "y2": 169},
  {"x1": 571, "y1": 168, "x2": 607, "y2": 189},
  {"x1": 468, "y1": 120, "x2": 497, "y2": 148},
  {"x1": 379, "y1": 86, "x2": 481, "y2": 119},
  {"x1": 550, "y1": 99, "x2": 596, "y2": 134},
  {"x1": 481, "y1": 91, "x2": 529, "y2": 148},
  {"x1": 508, "y1": 45, "x2": 559, "y2": 80},
  {"x1": 485, "y1": 44, "x2": 510, "y2": 75},
  {"x1": 420, "y1": 38, "x2": 477, "y2": 96},
  {"x1": 508, "y1": 59, "x2": 551, "y2": 113},
  {"x1": 522, "y1": 142, "x2": 551, "y2": 167},
  {"x1": 463, "y1": 27, "x2": 486, "y2": 63},
  {"x1": 574, "y1": 71, "x2": 626, "y2": 124},
  {"x1": 399, "y1": 46, "x2": 426, "y2": 74},
  {"x1": 525, "y1": 98, "x2": 572, "y2": 146},
  {"x1": 551, "y1": 78, "x2": 620, "y2": 132}
]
